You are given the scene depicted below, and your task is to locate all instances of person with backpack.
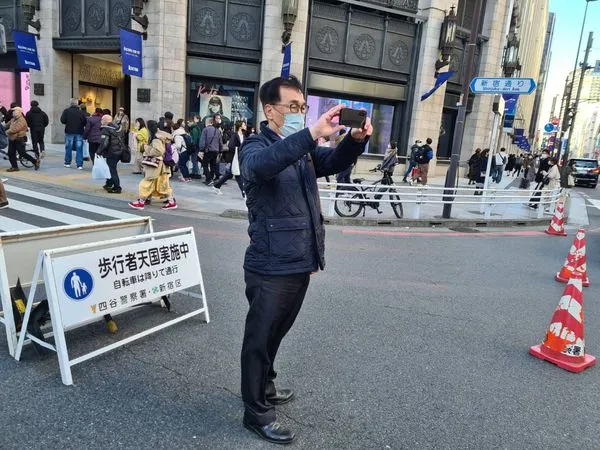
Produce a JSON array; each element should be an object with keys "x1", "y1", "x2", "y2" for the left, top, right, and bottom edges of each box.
[
  {"x1": 97, "y1": 115, "x2": 124, "y2": 194},
  {"x1": 402, "y1": 139, "x2": 421, "y2": 183},
  {"x1": 412, "y1": 137, "x2": 434, "y2": 185},
  {"x1": 173, "y1": 119, "x2": 192, "y2": 182}
]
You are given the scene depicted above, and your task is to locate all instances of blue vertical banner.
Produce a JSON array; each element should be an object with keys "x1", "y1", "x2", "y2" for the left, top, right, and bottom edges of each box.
[
  {"x1": 502, "y1": 93, "x2": 519, "y2": 129},
  {"x1": 281, "y1": 43, "x2": 292, "y2": 78},
  {"x1": 13, "y1": 31, "x2": 40, "y2": 71},
  {"x1": 120, "y1": 28, "x2": 143, "y2": 78}
]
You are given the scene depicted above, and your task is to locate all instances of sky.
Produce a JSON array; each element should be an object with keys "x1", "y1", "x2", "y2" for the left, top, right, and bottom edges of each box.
[{"x1": 538, "y1": 0, "x2": 600, "y2": 131}]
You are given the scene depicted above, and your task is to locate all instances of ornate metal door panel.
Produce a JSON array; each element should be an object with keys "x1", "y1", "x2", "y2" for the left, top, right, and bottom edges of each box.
[
  {"x1": 189, "y1": 0, "x2": 262, "y2": 51},
  {"x1": 60, "y1": 0, "x2": 130, "y2": 38}
]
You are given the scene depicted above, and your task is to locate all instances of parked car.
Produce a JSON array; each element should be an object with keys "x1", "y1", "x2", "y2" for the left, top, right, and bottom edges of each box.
[{"x1": 570, "y1": 158, "x2": 599, "y2": 188}]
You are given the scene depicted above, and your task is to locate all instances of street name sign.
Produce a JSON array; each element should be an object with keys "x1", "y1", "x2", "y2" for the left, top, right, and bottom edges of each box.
[{"x1": 470, "y1": 77, "x2": 536, "y2": 95}]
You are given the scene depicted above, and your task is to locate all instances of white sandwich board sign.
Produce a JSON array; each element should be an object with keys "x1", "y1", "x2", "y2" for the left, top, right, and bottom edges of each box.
[{"x1": 15, "y1": 227, "x2": 209, "y2": 385}]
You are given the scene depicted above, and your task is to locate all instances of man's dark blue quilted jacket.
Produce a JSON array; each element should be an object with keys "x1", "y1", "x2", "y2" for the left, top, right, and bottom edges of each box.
[{"x1": 240, "y1": 121, "x2": 366, "y2": 275}]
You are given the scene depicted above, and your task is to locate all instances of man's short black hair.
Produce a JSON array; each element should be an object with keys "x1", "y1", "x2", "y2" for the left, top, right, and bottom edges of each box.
[
  {"x1": 500, "y1": 147, "x2": 506, "y2": 152},
  {"x1": 164, "y1": 111, "x2": 174, "y2": 120},
  {"x1": 426, "y1": 138, "x2": 432, "y2": 145},
  {"x1": 259, "y1": 75, "x2": 304, "y2": 107},
  {"x1": 30, "y1": 100, "x2": 39, "y2": 107}
]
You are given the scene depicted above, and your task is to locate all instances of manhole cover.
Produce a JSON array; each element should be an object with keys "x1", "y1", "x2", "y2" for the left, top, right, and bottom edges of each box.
[{"x1": 448, "y1": 227, "x2": 481, "y2": 233}]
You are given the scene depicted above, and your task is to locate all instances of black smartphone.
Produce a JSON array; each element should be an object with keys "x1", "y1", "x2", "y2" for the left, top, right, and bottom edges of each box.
[{"x1": 338, "y1": 108, "x2": 367, "y2": 129}]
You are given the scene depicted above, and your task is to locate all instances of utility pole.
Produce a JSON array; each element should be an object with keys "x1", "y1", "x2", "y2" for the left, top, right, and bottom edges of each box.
[
  {"x1": 561, "y1": 31, "x2": 593, "y2": 168},
  {"x1": 442, "y1": 0, "x2": 484, "y2": 218}
]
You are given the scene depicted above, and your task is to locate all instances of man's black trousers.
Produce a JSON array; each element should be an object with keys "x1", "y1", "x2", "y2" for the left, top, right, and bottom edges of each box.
[
  {"x1": 241, "y1": 270, "x2": 310, "y2": 426},
  {"x1": 31, "y1": 129, "x2": 45, "y2": 155},
  {"x1": 202, "y1": 151, "x2": 219, "y2": 182}
]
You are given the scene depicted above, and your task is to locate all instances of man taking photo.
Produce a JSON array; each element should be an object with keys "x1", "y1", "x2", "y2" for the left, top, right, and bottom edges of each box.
[{"x1": 239, "y1": 75, "x2": 372, "y2": 444}]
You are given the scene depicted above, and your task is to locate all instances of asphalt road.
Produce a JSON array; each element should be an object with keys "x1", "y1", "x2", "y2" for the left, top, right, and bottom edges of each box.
[{"x1": 1, "y1": 184, "x2": 600, "y2": 449}]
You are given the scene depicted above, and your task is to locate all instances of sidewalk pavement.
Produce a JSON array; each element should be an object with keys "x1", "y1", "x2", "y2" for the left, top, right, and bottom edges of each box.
[
  {"x1": 0, "y1": 143, "x2": 590, "y2": 225},
  {"x1": 1, "y1": 143, "x2": 246, "y2": 216}
]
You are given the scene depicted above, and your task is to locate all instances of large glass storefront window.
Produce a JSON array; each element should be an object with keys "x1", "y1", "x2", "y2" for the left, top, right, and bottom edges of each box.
[
  {"x1": 306, "y1": 94, "x2": 396, "y2": 155},
  {"x1": 189, "y1": 79, "x2": 257, "y2": 130},
  {"x1": 0, "y1": 71, "x2": 16, "y2": 112},
  {"x1": 0, "y1": 71, "x2": 31, "y2": 114}
]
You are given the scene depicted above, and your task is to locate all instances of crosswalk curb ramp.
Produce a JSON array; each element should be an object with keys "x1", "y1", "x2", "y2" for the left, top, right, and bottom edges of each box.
[{"x1": 0, "y1": 218, "x2": 209, "y2": 385}]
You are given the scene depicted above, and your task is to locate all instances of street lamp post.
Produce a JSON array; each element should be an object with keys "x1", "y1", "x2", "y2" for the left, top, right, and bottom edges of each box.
[
  {"x1": 502, "y1": 33, "x2": 521, "y2": 78},
  {"x1": 20, "y1": 0, "x2": 41, "y2": 33},
  {"x1": 435, "y1": 6, "x2": 457, "y2": 71},
  {"x1": 559, "y1": 0, "x2": 597, "y2": 170},
  {"x1": 442, "y1": 0, "x2": 484, "y2": 218},
  {"x1": 281, "y1": 0, "x2": 299, "y2": 47}
]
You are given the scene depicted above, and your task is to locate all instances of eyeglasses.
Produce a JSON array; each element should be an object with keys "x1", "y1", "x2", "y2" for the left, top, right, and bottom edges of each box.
[{"x1": 271, "y1": 103, "x2": 310, "y2": 114}]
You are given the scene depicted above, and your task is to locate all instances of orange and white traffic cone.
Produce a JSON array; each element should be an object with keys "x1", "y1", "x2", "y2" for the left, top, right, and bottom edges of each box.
[
  {"x1": 530, "y1": 274, "x2": 596, "y2": 372},
  {"x1": 555, "y1": 228, "x2": 590, "y2": 287},
  {"x1": 545, "y1": 199, "x2": 567, "y2": 236}
]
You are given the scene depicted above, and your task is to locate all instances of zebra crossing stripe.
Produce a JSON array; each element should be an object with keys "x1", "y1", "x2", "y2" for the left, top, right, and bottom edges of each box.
[
  {"x1": 0, "y1": 215, "x2": 41, "y2": 232},
  {"x1": 7, "y1": 199, "x2": 97, "y2": 226},
  {"x1": 4, "y1": 185, "x2": 137, "y2": 220}
]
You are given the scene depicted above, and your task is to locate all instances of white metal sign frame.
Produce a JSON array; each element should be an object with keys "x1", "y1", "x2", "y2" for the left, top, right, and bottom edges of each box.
[
  {"x1": 14, "y1": 228, "x2": 209, "y2": 386},
  {"x1": 0, "y1": 217, "x2": 153, "y2": 357}
]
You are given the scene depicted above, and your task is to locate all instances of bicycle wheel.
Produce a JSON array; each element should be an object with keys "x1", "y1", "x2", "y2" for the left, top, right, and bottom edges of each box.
[
  {"x1": 335, "y1": 186, "x2": 364, "y2": 217},
  {"x1": 19, "y1": 150, "x2": 37, "y2": 168},
  {"x1": 388, "y1": 188, "x2": 403, "y2": 219}
]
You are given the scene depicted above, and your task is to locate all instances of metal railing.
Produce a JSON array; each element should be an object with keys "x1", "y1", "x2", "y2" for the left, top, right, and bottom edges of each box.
[{"x1": 318, "y1": 181, "x2": 563, "y2": 220}]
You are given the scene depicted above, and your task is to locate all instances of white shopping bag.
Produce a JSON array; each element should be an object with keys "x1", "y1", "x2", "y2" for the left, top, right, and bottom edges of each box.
[{"x1": 92, "y1": 156, "x2": 111, "y2": 180}]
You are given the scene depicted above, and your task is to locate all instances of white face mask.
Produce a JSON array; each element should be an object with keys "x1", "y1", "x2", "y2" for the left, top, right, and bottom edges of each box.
[{"x1": 279, "y1": 113, "x2": 305, "y2": 137}]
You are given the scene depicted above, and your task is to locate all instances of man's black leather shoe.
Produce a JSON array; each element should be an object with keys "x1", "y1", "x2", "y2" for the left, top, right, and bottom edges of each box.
[
  {"x1": 266, "y1": 389, "x2": 295, "y2": 405},
  {"x1": 243, "y1": 420, "x2": 295, "y2": 444}
]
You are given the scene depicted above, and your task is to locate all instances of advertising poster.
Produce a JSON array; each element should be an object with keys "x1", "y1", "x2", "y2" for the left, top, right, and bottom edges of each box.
[{"x1": 199, "y1": 94, "x2": 233, "y2": 127}]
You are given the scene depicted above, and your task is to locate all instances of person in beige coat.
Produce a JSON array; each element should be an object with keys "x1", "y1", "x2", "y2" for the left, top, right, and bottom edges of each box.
[
  {"x1": 6, "y1": 107, "x2": 38, "y2": 172},
  {"x1": 128, "y1": 130, "x2": 178, "y2": 210}
]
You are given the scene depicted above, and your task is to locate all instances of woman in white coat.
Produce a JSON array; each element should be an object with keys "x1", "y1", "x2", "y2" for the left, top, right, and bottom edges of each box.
[
  {"x1": 211, "y1": 120, "x2": 246, "y2": 197},
  {"x1": 543, "y1": 157, "x2": 562, "y2": 212}
]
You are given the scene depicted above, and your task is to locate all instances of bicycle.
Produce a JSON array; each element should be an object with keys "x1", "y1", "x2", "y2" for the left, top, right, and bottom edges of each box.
[
  {"x1": 334, "y1": 169, "x2": 403, "y2": 218},
  {"x1": 0, "y1": 146, "x2": 38, "y2": 169}
]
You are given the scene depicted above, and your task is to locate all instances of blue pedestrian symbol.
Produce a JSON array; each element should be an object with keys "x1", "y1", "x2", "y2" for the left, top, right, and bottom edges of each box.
[{"x1": 63, "y1": 268, "x2": 94, "y2": 301}]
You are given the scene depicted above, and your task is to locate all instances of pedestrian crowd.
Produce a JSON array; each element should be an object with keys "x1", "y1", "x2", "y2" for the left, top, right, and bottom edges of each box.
[
  {"x1": 402, "y1": 137, "x2": 434, "y2": 185},
  {"x1": 0, "y1": 98, "x2": 261, "y2": 212},
  {"x1": 466, "y1": 146, "x2": 570, "y2": 210}
]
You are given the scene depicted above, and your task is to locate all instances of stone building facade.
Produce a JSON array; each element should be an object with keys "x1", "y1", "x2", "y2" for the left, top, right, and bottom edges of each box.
[{"x1": 0, "y1": 0, "x2": 548, "y2": 173}]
